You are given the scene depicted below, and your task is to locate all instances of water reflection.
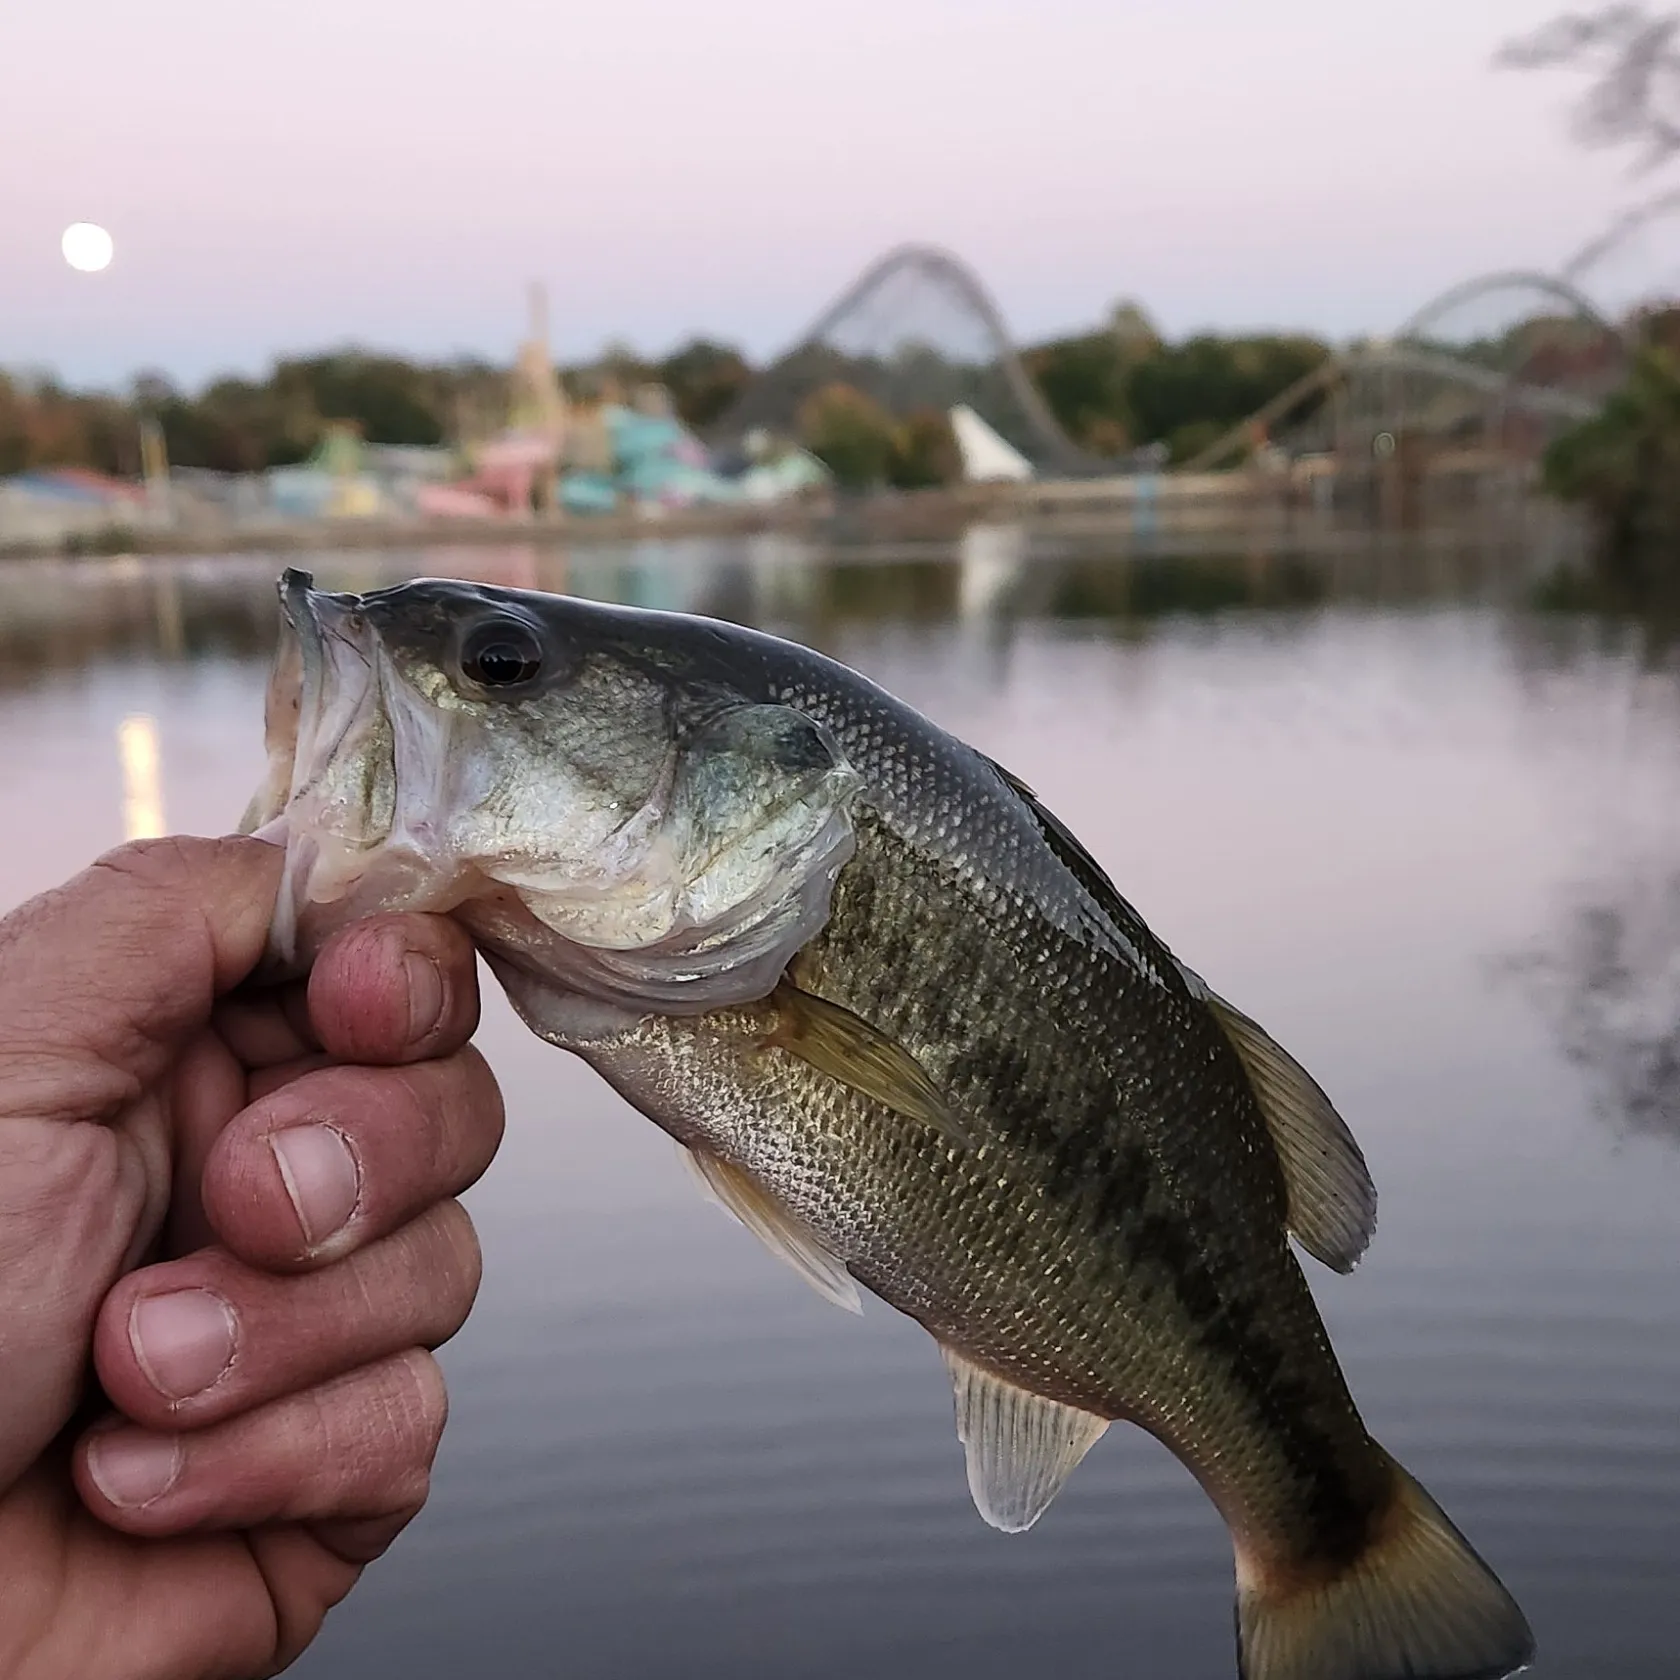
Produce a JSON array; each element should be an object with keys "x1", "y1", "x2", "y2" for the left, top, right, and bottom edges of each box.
[
  {"x1": 1506, "y1": 865, "x2": 1680, "y2": 1140},
  {"x1": 0, "y1": 526, "x2": 1592, "y2": 693},
  {"x1": 2, "y1": 532, "x2": 1679, "y2": 1680},
  {"x1": 117, "y1": 714, "x2": 165, "y2": 840}
]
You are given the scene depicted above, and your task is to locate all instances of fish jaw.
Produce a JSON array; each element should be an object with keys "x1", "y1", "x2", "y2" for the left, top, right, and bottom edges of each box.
[{"x1": 251, "y1": 571, "x2": 466, "y2": 972}]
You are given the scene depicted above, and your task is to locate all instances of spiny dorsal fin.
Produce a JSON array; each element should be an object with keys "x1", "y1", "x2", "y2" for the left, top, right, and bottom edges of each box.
[
  {"x1": 980, "y1": 754, "x2": 1180, "y2": 987},
  {"x1": 770, "y1": 981, "x2": 972, "y2": 1150},
  {"x1": 682, "y1": 1144, "x2": 863, "y2": 1315},
  {"x1": 1179, "y1": 963, "x2": 1376, "y2": 1274},
  {"x1": 985, "y1": 749, "x2": 1378, "y2": 1272},
  {"x1": 941, "y1": 1345, "x2": 1109, "y2": 1533}
]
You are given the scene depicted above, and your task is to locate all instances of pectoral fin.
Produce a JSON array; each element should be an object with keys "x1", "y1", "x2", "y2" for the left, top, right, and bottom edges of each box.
[
  {"x1": 941, "y1": 1346, "x2": 1109, "y2": 1533},
  {"x1": 1187, "y1": 970, "x2": 1377, "y2": 1273},
  {"x1": 682, "y1": 1145, "x2": 863, "y2": 1315},
  {"x1": 770, "y1": 982, "x2": 972, "y2": 1150}
]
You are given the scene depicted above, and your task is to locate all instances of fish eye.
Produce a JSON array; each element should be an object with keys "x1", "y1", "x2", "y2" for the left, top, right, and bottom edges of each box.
[{"x1": 460, "y1": 619, "x2": 544, "y2": 690}]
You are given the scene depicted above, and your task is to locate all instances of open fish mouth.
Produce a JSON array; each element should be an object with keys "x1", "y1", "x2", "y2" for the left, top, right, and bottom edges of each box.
[
  {"x1": 242, "y1": 569, "x2": 451, "y2": 971},
  {"x1": 241, "y1": 568, "x2": 862, "y2": 1011}
]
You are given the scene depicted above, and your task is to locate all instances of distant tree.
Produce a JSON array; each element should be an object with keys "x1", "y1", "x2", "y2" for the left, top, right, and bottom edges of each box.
[
  {"x1": 798, "y1": 383, "x2": 896, "y2": 487},
  {"x1": 1544, "y1": 324, "x2": 1680, "y2": 561},
  {"x1": 1024, "y1": 334, "x2": 1133, "y2": 454},
  {"x1": 1107, "y1": 300, "x2": 1162, "y2": 362},
  {"x1": 0, "y1": 372, "x2": 133, "y2": 475},
  {"x1": 1, "y1": 316, "x2": 1344, "y2": 487},
  {"x1": 588, "y1": 339, "x2": 655, "y2": 404},
  {"x1": 887, "y1": 408, "x2": 961, "y2": 488},
  {"x1": 1162, "y1": 419, "x2": 1231, "y2": 465},
  {"x1": 154, "y1": 376, "x2": 302, "y2": 473},
  {"x1": 130, "y1": 370, "x2": 179, "y2": 411},
  {"x1": 657, "y1": 339, "x2": 753, "y2": 429},
  {"x1": 0, "y1": 374, "x2": 23, "y2": 475},
  {"x1": 271, "y1": 353, "x2": 445, "y2": 447},
  {"x1": 1127, "y1": 335, "x2": 1330, "y2": 460}
]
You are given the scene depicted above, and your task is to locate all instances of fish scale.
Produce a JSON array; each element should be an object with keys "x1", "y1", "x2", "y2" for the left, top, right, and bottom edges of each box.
[{"x1": 631, "y1": 801, "x2": 1387, "y2": 1568}]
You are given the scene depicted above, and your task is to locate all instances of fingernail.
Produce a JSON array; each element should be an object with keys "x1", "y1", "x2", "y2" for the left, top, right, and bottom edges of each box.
[
  {"x1": 271, "y1": 1123, "x2": 361, "y2": 1250},
  {"x1": 87, "y1": 1432, "x2": 183, "y2": 1509},
  {"x1": 404, "y1": 951, "x2": 445, "y2": 1044},
  {"x1": 130, "y1": 1289, "x2": 236, "y2": 1401}
]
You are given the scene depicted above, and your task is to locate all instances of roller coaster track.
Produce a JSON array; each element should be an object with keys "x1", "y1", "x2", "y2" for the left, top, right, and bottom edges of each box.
[
  {"x1": 714, "y1": 248, "x2": 1625, "y2": 480},
  {"x1": 1182, "y1": 271, "x2": 1625, "y2": 473},
  {"x1": 1179, "y1": 342, "x2": 1607, "y2": 473},
  {"x1": 1395, "y1": 269, "x2": 1620, "y2": 343},
  {"x1": 708, "y1": 243, "x2": 1101, "y2": 473}
]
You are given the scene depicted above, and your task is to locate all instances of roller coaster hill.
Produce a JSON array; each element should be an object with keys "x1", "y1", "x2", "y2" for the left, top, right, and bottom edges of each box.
[{"x1": 707, "y1": 244, "x2": 1642, "y2": 521}]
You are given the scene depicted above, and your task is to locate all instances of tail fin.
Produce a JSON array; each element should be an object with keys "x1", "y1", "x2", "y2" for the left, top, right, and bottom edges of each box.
[{"x1": 1236, "y1": 1459, "x2": 1534, "y2": 1680}]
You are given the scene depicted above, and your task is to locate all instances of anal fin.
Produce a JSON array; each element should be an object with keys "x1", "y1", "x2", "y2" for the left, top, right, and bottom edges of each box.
[
  {"x1": 682, "y1": 1145, "x2": 863, "y2": 1316},
  {"x1": 941, "y1": 1346, "x2": 1108, "y2": 1533}
]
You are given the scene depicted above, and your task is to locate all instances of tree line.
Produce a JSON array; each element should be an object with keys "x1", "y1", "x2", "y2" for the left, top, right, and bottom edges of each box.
[{"x1": 0, "y1": 310, "x2": 1333, "y2": 488}]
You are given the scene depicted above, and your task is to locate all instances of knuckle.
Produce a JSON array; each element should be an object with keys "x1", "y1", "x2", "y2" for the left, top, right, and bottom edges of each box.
[
  {"x1": 88, "y1": 836, "x2": 252, "y2": 904},
  {"x1": 311, "y1": 1353, "x2": 442, "y2": 1512},
  {"x1": 444, "y1": 1049, "x2": 507, "y2": 1161},
  {"x1": 95, "y1": 835, "x2": 195, "y2": 877},
  {"x1": 0, "y1": 1118, "x2": 124, "y2": 1215},
  {"x1": 390, "y1": 1350, "x2": 450, "y2": 1456},
  {"x1": 296, "y1": 1382, "x2": 343, "y2": 1468},
  {"x1": 404, "y1": 1201, "x2": 483, "y2": 1341},
  {"x1": 2, "y1": 1121, "x2": 139, "y2": 1285}
]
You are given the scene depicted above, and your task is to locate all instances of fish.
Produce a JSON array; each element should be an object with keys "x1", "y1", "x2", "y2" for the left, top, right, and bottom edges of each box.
[{"x1": 245, "y1": 567, "x2": 1534, "y2": 1680}]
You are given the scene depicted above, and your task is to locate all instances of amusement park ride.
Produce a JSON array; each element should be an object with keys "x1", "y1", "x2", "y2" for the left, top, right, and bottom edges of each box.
[
  {"x1": 121, "y1": 234, "x2": 1675, "y2": 534},
  {"x1": 415, "y1": 285, "x2": 571, "y2": 520},
  {"x1": 709, "y1": 244, "x2": 1641, "y2": 499}
]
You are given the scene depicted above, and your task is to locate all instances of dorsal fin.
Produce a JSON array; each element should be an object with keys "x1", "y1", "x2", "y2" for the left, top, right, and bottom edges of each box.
[
  {"x1": 1176, "y1": 962, "x2": 1377, "y2": 1273},
  {"x1": 981, "y1": 755, "x2": 1179, "y2": 987},
  {"x1": 682, "y1": 1145, "x2": 863, "y2": 1315},
  {"x1": 941, "y1": 1345, "x2": 1109, "y2": 1532},
  {"x1": 982, "y1": 753, "x2": 1378, "y2": 1274}
]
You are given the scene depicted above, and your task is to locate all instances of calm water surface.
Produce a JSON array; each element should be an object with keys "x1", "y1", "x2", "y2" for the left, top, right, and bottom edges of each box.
[{"x1": 1, "y1": 531, "x2": 1676, "y2": 1679}]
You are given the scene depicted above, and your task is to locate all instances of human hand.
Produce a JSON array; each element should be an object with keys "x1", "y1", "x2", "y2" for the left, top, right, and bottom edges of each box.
[{"x1": 0, "y1": 836, "x2": 504, "y2": 1679}]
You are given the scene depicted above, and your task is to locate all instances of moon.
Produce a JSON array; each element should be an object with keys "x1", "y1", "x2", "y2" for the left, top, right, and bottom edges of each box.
[{"x1": 62, "y1": 223, "x2": 115, "y2": 273}]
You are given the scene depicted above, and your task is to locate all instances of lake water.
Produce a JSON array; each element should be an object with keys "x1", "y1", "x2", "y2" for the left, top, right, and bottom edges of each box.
[{"x1": 2, "y1": 528, "x2": 1677, "y2": 1679}]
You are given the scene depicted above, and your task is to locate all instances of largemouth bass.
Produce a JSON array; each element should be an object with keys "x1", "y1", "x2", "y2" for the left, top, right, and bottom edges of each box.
[{"x1": 246, "y1": 568, "x2": 1533, "y2": 1680}]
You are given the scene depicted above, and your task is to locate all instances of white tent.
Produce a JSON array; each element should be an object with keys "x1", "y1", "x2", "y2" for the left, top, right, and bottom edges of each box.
[{"x1": 949, "y1": 404, "x2": 1034, "y2": 483}]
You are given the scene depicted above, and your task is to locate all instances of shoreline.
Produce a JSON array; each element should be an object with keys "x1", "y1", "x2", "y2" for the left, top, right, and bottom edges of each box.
[{"x1": 0, "y1": 471, "x2": 1566, "y2": 562}]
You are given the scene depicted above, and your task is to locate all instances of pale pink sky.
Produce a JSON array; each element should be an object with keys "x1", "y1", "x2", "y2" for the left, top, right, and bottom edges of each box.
[{"x1": 0, "y1": 0, "x2": 1658, "y2": 388}]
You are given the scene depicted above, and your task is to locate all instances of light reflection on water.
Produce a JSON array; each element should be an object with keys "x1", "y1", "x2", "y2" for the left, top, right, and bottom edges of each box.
[{"x1": 1, "y1": 531, "x2": 1677, "y2": 1679}]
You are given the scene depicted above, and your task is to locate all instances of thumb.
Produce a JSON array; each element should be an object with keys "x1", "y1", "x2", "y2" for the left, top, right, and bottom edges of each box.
[
  {"x1": 0, "y1": 836, "x2": 282, "y2": 1128},
  {"x1": 0, "y1": 836, "x2": 281, "y2": 1489}
]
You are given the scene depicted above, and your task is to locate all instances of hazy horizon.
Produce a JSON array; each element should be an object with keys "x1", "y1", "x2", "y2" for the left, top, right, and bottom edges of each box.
[{"x1": 2, "y1": 0, "x2": 1671, "y2": 392}]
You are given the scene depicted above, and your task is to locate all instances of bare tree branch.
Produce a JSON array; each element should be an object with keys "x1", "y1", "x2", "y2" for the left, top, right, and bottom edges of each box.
[
  {"x1": 1561, "y1": 182, "x2": 1680, "y2": 277},
  {"x1": 1499, "y1": 6, "x2": 1680, "y2": 172}
]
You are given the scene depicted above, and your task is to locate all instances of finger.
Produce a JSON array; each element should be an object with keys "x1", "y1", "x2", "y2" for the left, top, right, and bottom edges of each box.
[
  {"x1": 167, "y1": 1046, "x2": 336, "y2": 1260},
  {"x1": 160, "y1": 1028, "x2": 250, "y2": 1257},
  {"x1": 0, "y1": 835, "x2": 282, "y2": 1128},
  {"x1": 0, "y1": 837, "x2": 280, "y2": 1474},
  {"x1": 200, "y1": 1049, "x2": 504, "y2": 1268},
  {"x1": 211, "y1": 979, "x2": 317, "y2": 1069},
  {"x1": 306, "y1": 913, "x2": 481, "y2": 1066},
  {"x1": 95, "y1": 1202, "x2": 480, "y2": 1429},
  {"x1": 75, "y1": 1350, "x2": 448, "y2": 1544},
  {"x1": 171, "y1": 912, "x2": 482, "y2": 1253},
  {"x1": 0, "y1": 1121, "x2": 151, "y2": 1488}
]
